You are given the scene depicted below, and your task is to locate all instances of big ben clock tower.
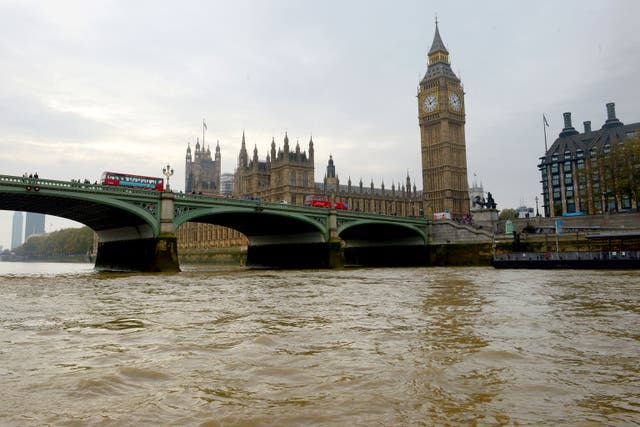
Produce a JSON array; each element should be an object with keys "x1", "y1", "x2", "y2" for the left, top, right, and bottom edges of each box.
[{"x1": 418, "y1": 20, "x2": 470, "y2": 219}]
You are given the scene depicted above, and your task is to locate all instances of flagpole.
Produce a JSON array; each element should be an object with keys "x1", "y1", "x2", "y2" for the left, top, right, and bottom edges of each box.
[{"x1": 543, "y1": 114, "x2": 548, "y2": 152}]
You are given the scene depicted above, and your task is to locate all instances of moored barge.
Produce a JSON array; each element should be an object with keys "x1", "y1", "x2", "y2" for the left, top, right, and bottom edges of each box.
[{"x1": 492, "y1": 232, "x2": 640, "y2": 269}]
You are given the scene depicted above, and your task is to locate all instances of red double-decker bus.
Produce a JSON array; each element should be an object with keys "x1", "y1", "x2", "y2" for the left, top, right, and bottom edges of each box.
[
  {"x1": 304, "y1": 195, "x2": 348, "y2": 210},
  {"x1": 101, "y1": 171, "x2": 164, "y2": 190}
]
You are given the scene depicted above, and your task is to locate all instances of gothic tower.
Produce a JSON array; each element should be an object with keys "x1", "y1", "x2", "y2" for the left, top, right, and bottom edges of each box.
[
  {"x1": 418, "y1": 20, "x2": 470, "y2": 218},
  {"x1": 185, "y1": 136, "x2": 221, "y2": 194}
]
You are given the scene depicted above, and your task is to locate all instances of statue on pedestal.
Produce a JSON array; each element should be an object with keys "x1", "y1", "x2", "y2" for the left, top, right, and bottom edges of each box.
[
  {"x1": 486, "y1": 192, "x2": 496, "y2": 209},
  {"x1": 472, "y1": 192, "x2": 497, "y2": 209}
]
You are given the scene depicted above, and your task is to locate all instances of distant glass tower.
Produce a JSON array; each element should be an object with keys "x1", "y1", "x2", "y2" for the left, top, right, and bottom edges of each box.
[
  {"x1": 11, "y1": 211, "x2": 23, "y2": 250},
  {"x1": 25, "y1": 212, "x2": 45, "y2": 241}
]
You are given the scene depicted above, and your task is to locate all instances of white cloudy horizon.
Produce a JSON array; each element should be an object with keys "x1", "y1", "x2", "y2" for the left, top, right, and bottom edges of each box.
[{"x1": 1, "y1": 0, "x2": 639, "y2": 250}]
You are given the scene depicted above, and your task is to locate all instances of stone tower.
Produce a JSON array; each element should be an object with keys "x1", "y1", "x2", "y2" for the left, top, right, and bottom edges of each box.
[
  {"x1": 417, "y1": 20, "x2": 470, "y2": 218},
  {"x1": 323, "y1": 155, "x2": 340, "y2": 195},
  {"x1": 185, "y1": 137, "x2": 221, "y2": 194}
]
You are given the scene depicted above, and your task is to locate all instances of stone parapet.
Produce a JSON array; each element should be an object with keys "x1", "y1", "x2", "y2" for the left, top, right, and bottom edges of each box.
[
  {"x1": 502, "y1": 212, "x2": 640, "y2": 234},
  {"x1": 429, "y1": 220, "x2": 494, "y2": 245}
]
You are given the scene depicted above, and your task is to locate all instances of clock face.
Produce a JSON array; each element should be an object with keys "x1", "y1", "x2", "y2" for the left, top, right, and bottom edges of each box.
[
  {"x1": 449, "y1": 92, "x2": 461, "y2": 111},
  {"x1": 423, "y1": 94, "x2": 438, "y2": 113}
]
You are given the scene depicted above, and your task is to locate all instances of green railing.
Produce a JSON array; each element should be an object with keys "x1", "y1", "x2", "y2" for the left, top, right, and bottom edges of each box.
[{"x1": 0, "y1": 174, "x2": 162, "y2": 197}]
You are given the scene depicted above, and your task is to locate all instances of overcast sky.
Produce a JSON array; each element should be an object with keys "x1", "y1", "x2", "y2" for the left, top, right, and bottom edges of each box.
[{"x1": 1, "y1": 0, "x2": 639, "y2": 250}]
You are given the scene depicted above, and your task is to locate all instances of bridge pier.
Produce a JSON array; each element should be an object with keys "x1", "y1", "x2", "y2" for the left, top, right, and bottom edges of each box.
[
  {"x1": 246, "y1": 241, "x2": 344, "y2": 269},
  {"x1": 94, "y1": 191, "x2": 181, "y2": 272},
  {"x1": 344, "y1": 244, "x2": 428, "y2": 267},
  {"x1": 94, "y1": 236, "x2": 180, "y2": 272}
]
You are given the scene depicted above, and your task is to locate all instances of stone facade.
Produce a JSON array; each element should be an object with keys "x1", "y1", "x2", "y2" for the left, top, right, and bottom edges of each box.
[
  {"x1": 233, "y1": 131, "x2": 422, "y2": 216},
  {"x1": 234, "y1": 132, "x2": 315, "y2": 205},
  {"x1": 316, "y1": 171, "x2": 423, "y2": 217},
  {"x1": 178, "y1": 222, "x2": 246, "y2": 250}
]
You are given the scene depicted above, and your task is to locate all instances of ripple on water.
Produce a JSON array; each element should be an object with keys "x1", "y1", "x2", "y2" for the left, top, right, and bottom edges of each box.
[
  {"x1": 93, "y1": 318, "x2": 146, "y2": 331},
  {"x1": 0, "y1": 265, "x2": 639, "y2": 426}
]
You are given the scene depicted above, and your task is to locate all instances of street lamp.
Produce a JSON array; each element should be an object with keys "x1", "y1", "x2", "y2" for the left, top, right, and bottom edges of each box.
[
  {"x1": 162, "y1": 164, "x2": 174, "y2": 191},
  {"x1": 535, "y1": 196, "x2": 539, "y2": 216}
]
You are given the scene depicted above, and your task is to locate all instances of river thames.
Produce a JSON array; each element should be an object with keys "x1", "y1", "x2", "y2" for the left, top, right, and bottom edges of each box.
[{"x1": 0, "y1": 263, "x2": 638, "y2": 426}]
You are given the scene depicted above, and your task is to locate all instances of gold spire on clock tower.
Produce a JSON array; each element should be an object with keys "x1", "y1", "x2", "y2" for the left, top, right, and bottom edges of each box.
[{"x1": 418, "y1": 19, "x2": 470, "y2": 219}]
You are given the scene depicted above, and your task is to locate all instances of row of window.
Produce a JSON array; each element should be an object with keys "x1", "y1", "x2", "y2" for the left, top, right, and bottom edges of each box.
[
  {"x1": 550, "y1": 144, "x2": 616, "y2": 163},
  {"x1": 544, "y1": 187, "x2": 634, "y2": 214},
  {"x1": 288, "y1": 172, "x2": 310, "y2": 187}
]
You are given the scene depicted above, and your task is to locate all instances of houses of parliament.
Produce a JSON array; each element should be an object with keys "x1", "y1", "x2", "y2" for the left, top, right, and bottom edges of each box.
[{"x1": 177, "y1": 22, "x2": 470, "y2": 251}]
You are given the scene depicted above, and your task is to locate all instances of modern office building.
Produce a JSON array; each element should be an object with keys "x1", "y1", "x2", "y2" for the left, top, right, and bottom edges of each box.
[
  {"x1": 25, "y1": 212, "x2": 45, "y2": 241},
  {"x1": 220, "y1": 173, "x2": 234, "y2": 197},
  {"x1": 11, "y1": 211, "x2": 23, "y2": 250},
  {"x1": 538, "y1": 103, "x2": 640, "y2": 216}
]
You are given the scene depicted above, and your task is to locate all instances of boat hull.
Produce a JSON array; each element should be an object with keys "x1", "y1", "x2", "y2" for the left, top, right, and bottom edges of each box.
[{"x1": 492, "y1": 258, "x2": 640, "y2": 269}]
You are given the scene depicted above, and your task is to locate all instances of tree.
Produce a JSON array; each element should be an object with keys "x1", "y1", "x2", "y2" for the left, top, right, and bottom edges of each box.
[
  {"x1": 619, "y1": 134, "x2": 640, "y2": 206},
  {"x1": 499, "y1": 208, "x2": 517, "y2": 220},
  {"x1": 579, "y1": 132, "x2": 640, "y2": 212},
  {"x1": 14, "y1": 227, "x2": 94, "y2": 257}
]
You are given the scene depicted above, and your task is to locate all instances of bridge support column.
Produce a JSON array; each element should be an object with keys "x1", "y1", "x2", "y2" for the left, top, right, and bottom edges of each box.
[
  {"x1": 94, "y1": 236, "x2": 180, "y2": 272},
  {"x1": 94, "y1": 191, "x2": 180, "y2": 272},
  {"x1": 328, "y1": 209, "x2": 344, "y2": 268},
  {"x1": 327, "y1": 209, "x2": 344, "y2": 268},
  {"x1": 329, "y1": 209, "x2": 338, "y2": 240},
  {"x1": 246, "y1": 241, "x2": 343, "y2": 269},
  {"x1": 344, "y1": 244, "x2": 428, "y2": 267},
  {"x1": 328, "y1": 239, "x2": 344, "y2": 268}
]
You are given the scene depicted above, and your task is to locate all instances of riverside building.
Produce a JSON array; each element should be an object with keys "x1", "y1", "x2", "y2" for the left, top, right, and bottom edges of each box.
[{"x1": 538, "y1": 103, "x2": 640, "y2": 217}]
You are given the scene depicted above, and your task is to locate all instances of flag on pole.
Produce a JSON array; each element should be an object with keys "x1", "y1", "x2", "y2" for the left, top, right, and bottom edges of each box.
[
  {"x1": 543, "y1": 114, "x2": 549, "y2": 152},
  {"x1": 202, "y1": 119, "x2": 207, "y2": 145}
]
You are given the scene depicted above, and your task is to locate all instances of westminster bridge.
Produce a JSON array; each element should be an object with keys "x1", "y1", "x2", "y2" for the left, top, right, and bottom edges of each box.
[{"x1": 0, "y1": 174, "x2": 494, "y2": 271}]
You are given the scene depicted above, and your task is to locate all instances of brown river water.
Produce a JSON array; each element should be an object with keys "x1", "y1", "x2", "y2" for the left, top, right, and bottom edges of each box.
[{"x1": 0, "y1": 263, "x2": 638, "y2": 426}]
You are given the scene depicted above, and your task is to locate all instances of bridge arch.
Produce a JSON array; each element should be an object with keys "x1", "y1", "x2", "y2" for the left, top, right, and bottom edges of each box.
[
  {"x1": 338, "y1": 219, "x2": 428, "y2": 245},
  {"x1": 175, "y1": 205, "x2": 330, "y2": 244},
  {"x1": 0, "y1": 182, "x2": 160, "y2": 240},
  {"x1": 337, "y1": 219, "x2": 429, "y2": 267}
]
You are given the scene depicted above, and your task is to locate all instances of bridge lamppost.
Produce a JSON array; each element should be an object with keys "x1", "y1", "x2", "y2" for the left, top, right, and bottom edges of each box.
[{"x1": 162, "y1": 164, "x2": 174, "y2": 191}]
